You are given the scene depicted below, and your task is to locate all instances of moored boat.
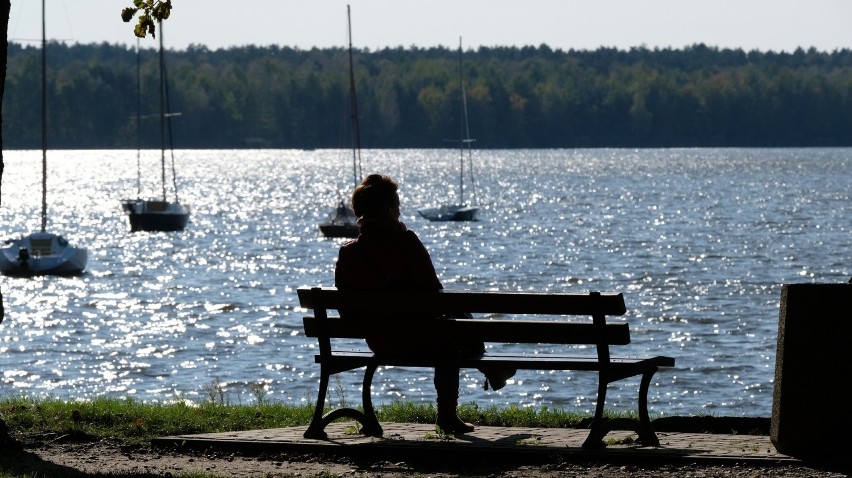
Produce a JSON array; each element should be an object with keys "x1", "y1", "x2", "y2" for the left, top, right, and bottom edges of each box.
[
  {"x1": 320, "y1": 5, "x2": 362, "y2": 238},
  {"x1": 0, "y1": 232, "x2": 88, "y2": 277},
  {"x1": 1, "y1": 0, "x2": 87, "y2": 277},
  {"x1": 121, "y1": 22, "x2": 189, "y2": 232},
  {"x1": 121, "y1": 199, "x2": 190, "y2": 232},
  {"x1": 419, "y1": 37, "x2": 479, "y2": 222}
]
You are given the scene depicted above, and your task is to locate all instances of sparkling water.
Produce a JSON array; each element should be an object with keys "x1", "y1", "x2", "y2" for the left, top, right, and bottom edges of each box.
[{"x1": 1, "y1": 148, "x2": 849, "y2": 417}]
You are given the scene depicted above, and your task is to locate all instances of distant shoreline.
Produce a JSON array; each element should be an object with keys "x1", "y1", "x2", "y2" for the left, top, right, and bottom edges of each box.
[{"x1": 5, "y1": 44, "x2": 852, "y2": 150}]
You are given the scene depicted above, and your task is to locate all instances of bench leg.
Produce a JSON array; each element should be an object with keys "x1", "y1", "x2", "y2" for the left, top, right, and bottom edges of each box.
[
  {"x1": 582, "y1": 367, "x2": 664, "y2": 449},
  {"x1": 304, "y1": 369, "x2": 332, "y2": 439},
  {"x1": 359, "y1": 364, "x2": 383, "y2": 436},
  {"x1": 636, "y1": 367, "x2": 661, "y2": 447},
  {"x1": 582, "y1": 374, "x2": 611, "y2": 449},
  {"x1": 304, "y1": 364, "x2": 384, "y2": 439}
]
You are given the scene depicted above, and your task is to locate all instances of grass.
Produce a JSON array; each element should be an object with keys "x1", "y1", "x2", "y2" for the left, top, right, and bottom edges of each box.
[
  {"x1": 0, "y1": 396, "x2": 605, "y2": 445},
  {"x1": 0, "y1": 396, "x2": 642, "y2": 478},
  {"x1": 0, "y1": 396, "x2": 313, "y2": 445}
]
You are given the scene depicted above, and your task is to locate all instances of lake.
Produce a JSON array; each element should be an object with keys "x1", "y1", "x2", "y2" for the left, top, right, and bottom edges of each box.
[{"x1": 0, "y1": 148, "x2": 849, "y2": 417}]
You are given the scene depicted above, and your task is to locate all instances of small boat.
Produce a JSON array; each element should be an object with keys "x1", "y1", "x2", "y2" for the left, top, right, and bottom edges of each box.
[
  {"x1": 1, "y1": 0, "x2": 87, "y2": 277},
  {"x1": 121, "y1": 22, "x2": 189, "y2": 232},
  {"x1": 319, "y1": 198, "x2": 359, "y2": 238},
  {"x1": 419, "y1": 37, "x2": 479, "y2": 222},
  {"x1": 416, "y1": 204, "x2": 479, "y2": 222},
  {"x1": 120, "y1": 199, "x2": 189, "y2": 232},
  {"x1": 0, "y1": 232, "x2": 88, "y2": 277},
  {"x1": 320, "y1": 5, "x2": 362, "y2": 238}
]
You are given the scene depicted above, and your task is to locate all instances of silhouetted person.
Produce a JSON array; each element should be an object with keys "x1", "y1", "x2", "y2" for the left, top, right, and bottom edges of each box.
[{"x1": 335, "y1": 174, "x2": 511, "y2": 433}]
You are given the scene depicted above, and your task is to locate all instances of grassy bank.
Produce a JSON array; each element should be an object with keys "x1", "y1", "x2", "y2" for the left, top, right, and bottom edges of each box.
[
  {"x1": 0, "y1": 397, "x2": 773, "y2": 478},
  {"x1": 0, "y1": 396, "x2": 594, "y2": 446}
]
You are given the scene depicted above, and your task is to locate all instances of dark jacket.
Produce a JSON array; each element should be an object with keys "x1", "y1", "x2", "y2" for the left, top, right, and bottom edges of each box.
[
  {"x1": 335, "y1": 221, "x2": 441, "y2": 292},
  {"x1": 334, "y1": 219, "x2": 442, "y2": 353}
]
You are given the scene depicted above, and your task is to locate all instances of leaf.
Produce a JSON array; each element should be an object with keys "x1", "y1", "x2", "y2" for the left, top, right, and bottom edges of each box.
[
  {"x1": 120, "y1": 8, "x2": 138, "y2": 23},
  {"x1": 124, "y1": 1, "x2": 170, "y2": 38},
  {"x1": 153, "y1": 1, "x2": 172, "y2": 21}
]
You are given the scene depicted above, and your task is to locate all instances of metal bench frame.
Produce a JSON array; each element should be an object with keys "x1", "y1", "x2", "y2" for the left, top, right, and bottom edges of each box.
[{"x1": 298, "y1": 286, "x2": 675, "y2": 449}]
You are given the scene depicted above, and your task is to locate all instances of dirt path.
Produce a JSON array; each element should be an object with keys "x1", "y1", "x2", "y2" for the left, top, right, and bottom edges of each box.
[{"x1": 2, "y1": 440, "x2": 847, "y2": 477}]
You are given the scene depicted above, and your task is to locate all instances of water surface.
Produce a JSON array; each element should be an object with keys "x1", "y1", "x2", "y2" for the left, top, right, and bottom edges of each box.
[{"x1": 1, "y1": 148, "x2": 849, "y2": 417}]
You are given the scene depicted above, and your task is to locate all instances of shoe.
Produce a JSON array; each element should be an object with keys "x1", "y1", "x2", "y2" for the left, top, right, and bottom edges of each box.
[
  {"x1": 482, "y1": 367, "x2": 517, "y2": 391},
  {"x1": 436, "y1": 415, "x2": 475, "y2": 434}
]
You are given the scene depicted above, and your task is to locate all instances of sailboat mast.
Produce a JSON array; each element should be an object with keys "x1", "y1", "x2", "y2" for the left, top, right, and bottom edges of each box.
[
  {"x1": 459, "y1": 37, "x2": 477, "y2": 208},
  {"x1": 135, "y1": 38, "x2": 142, "y2": 198},
  {"x1": 458, "y1": 37, "x2": 465, "y2": 206},
  {"x1": 40, "y1": 0, "x2": 47, "y2": 232},
  {"x1": 347, "y1": 5, "x2": 362, "y2": 186},
  {"x1": 162, "y1": 45, "x2": 181, "y2": 205},
  {"x1": 158, "y1": 24, "x2": 167, "y2": 201}
]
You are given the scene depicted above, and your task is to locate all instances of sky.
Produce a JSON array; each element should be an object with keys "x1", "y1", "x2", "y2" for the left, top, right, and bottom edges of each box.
[{"x1": 7, "y1": 0, "x2": 852, "y2": 53}]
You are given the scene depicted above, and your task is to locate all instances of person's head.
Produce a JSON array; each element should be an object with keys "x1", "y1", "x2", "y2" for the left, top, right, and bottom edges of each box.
[{"x1": 351, "y1": 174, "x2": 400, "y2": 220}]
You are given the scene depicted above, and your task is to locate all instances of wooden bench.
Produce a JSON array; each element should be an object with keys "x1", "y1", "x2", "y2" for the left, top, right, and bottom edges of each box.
[{"x1": 297, "y1": 286, "x2": 675, "y2": 449}]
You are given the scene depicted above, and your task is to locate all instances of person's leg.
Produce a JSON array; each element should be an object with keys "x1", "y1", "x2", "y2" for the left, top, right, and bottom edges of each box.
[
  {"x1": 455, "y1": 331, "x2": 516, "y2": 391},
  {"x1": 480, "y1": 365, "x2": 517, "y2": 391},
  {"x1": 434, "y1": 365, "x2": 474, "y2": 433}
]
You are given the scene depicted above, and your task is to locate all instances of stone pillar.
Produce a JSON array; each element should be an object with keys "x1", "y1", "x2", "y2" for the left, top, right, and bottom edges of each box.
[{"x1": 771, "y1": 283, "x2": 852, "y2": 457}]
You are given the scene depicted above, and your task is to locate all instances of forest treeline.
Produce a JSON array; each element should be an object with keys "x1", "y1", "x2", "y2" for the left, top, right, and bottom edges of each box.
[{"x1": 3, "y1": 42, "x2": 852, "y2": 149}]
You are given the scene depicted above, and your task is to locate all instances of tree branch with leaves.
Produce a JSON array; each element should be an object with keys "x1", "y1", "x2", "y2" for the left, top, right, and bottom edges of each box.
[{"x1": 121, "y1": 0, "x2": 173, "y2": 38}]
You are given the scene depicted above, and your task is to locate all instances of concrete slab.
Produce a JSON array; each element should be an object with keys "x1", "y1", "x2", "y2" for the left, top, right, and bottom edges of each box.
[{"x1": 153, "y1": 422, "x2": 806, "y2": 466}]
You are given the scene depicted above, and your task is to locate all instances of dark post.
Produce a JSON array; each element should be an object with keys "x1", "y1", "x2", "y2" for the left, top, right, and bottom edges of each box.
[{"x1": 771, "y1": 283, "x2": 852, "y2": 456}]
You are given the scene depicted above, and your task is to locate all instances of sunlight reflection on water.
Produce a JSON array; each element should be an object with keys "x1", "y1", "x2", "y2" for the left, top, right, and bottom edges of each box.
[{"x1": 0, "y1": 148, "x2": 849, "y2": 417}]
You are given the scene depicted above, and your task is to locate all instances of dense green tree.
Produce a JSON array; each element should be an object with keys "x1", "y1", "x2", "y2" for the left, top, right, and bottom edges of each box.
[{"x1": 4, "y1": 42, "x2": 852, "y2": 149}]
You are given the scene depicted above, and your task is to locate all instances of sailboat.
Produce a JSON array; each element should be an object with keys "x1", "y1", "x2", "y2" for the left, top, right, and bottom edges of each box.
[
  {"x1": 319, "y1": 5, "x2": 362, "y2": 238},
  {"x1": 0, "y1": 0, "x2": 88, "y2": 277},
  {"x1": 418, "y1": 37, "x2": 479, "y2": 222},
  {"x1": 120, "y1": 22, "x2": 189, "y2": 232}
]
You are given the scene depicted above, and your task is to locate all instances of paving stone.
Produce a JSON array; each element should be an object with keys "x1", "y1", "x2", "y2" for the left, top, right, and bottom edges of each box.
[{"x1": 153, "y1": 422, "x2": 805, "y2": 466}]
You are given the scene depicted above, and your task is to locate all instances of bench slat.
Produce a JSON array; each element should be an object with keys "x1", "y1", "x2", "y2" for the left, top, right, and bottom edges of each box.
[
  {"x1": 303, "y1": 316, "x2": 631, "y2": 345},
  {"x1": 297, "y1": 287, "x2": 627, "y2": 316},
  {"x1": 316, "y1": 350, "x2": 676, "y2": 371}
]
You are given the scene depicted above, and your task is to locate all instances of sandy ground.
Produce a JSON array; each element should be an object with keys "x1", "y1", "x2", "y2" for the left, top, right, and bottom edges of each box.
[{"x1": 2, "y1": 438, "x2": 849, "y2": 478}]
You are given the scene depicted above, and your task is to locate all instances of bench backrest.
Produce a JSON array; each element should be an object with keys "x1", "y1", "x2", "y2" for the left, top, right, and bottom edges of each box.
[{"x1": 297, "y1": 287, "x2": 631, "y2": 351}]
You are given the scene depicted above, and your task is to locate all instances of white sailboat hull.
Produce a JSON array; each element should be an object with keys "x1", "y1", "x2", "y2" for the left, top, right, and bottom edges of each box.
[{"x1": 0, "y1": 231, "x2": 88, "y2": 276}]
